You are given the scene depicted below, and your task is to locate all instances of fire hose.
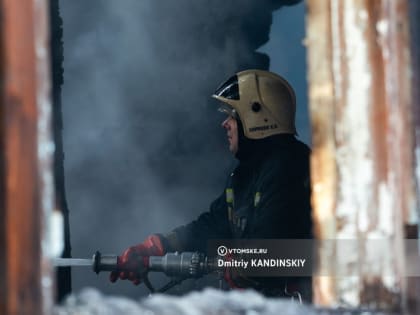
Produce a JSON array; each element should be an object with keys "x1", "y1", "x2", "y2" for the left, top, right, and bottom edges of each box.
[
  {"x1": 54, "y1": 251, "x2": 303, "y2": 302},
  {"x1": 61, "y1": 251, "x2": 221, "y2": 293}
]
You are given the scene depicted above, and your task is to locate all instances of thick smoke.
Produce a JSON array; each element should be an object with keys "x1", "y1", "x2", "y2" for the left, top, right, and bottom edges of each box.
[{"x1": 59, "y1": 0, "x2": 303, "y2": 298}]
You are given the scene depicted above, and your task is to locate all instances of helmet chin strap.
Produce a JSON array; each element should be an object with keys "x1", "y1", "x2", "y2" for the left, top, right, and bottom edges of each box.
[{"x1": 235, "y1": 118, "x2": 258, "y2": 161}]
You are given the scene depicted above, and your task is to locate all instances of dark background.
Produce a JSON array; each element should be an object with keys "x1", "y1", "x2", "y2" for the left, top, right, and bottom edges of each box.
[{"x1": 59, "y1": 0, "x2": 310, "y2": 298}]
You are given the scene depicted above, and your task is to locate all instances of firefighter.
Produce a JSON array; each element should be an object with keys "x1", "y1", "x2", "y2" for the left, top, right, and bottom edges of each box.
[{"x1": 110, "y1": 69, "x2": 312, "y2": 299}]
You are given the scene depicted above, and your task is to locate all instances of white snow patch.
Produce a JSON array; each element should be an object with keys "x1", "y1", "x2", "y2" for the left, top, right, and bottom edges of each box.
[
  {"x1": 377, "y1": 182, "x2": 394, "y2": 236},
  {"x1": 335, "y1": 2, "x2": 373, "y2": 238},
  {"x1": 358, "y1": 10, "x2": 368, "y2": 21},
  {"x1": 333, "y1": 3, "x2": 372, "y2": 307},
  {"x1": 54, "y1": 287, "x2": 315, "y2": 315},
  {"x1": 376, "y1": 20, "x2": 389, "y2": 37},
  {"x1": 331, "y1": 0, "x2": 342, "y2": 100},
  {"x1": 49, "y1": 211, "x2": 64, "y2": 257}
]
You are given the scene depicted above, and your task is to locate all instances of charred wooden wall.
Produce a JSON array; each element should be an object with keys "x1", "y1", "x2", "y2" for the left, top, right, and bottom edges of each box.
[
  {"x1": 0, "y1": 0, "x2": 54, "y2": 314},
  {"x1": 306, "y1": 0, "x2": 419, "y2": 312}
]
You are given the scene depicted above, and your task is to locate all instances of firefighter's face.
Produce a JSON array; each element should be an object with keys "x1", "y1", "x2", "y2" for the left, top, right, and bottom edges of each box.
[{"x1": 221, "y1": 115, "x2": 238, "y2": 155}]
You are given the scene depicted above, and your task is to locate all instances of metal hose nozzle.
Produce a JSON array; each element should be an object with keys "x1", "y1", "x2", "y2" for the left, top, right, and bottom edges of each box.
[{"x1": 92, "y1": 251, "x2": 118, "y2": 274}]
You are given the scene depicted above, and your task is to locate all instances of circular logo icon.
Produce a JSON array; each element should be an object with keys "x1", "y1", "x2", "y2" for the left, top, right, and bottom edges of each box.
[{"x1": 217, "y1": 245, "x2": 228, "y2": 256}]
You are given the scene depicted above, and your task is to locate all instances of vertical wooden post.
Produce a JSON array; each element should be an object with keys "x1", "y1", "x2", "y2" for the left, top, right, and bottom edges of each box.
[
  {"x1": 0, "y1": 0, "x2": 55, "y2": 314},
  {"x1": 305, "y1": 0, "x2": 338, "y2": 306},
  {"x1": 407, "y1": 0, "x2": 420, "y2": 313},
  {"x1": 306, "y1": 0, "x2": 417, "y2": 311},
  {"x1": 409, "y1": 0, "x2": 420, "y2": 226}
]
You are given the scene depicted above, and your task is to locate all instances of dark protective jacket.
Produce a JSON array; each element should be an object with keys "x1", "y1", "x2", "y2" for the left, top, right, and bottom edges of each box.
[{"x1": 163, "y1": 134, "x2": 312, "y2": 297}]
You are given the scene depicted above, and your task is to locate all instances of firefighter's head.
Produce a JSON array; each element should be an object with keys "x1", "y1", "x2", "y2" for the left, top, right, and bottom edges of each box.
[{"x1": 214, "y1": 69, "x2": 297, "y2": 155}]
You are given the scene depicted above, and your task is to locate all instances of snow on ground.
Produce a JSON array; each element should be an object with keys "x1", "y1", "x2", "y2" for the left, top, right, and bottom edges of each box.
[
  {"x1": 54, "y1": 287, "x2": 315, "y2": 315},
  {"x1": 54, "y1": 287, "x2": 395, "y2": 315}
]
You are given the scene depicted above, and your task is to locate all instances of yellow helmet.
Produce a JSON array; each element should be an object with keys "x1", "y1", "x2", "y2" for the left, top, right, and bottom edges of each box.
[{"x1": 213, "y1": 69, "x2": 296, "y2": 139}]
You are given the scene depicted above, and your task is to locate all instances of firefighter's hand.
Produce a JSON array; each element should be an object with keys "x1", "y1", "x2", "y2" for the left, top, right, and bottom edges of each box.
[
  {"x1": 109, "y1": 234, "x2": 165, "y2": 285},
  {"x1": 223, "y1": 254, "x2": 254, "y2": 289},
  {"x1": 222, "y1": 253, "x2": 241, "y2": 289}
]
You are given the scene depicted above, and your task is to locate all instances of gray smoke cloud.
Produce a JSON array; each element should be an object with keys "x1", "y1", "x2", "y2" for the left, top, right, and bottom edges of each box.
[{"x1": 59, "y1": 0, "x2": 305, "y2": 298}]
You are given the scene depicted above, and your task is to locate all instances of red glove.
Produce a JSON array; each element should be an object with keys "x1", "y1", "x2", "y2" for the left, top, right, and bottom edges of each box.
[
  {"x1": 109, "y1": 234, "x2": 165, "y2": 285},
  {"x1": 223, "y1": 253, "x2": 241, "y2": 289},
  {"x1": 223, "y1": 253, "x2": 255, "y2": 289}
]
